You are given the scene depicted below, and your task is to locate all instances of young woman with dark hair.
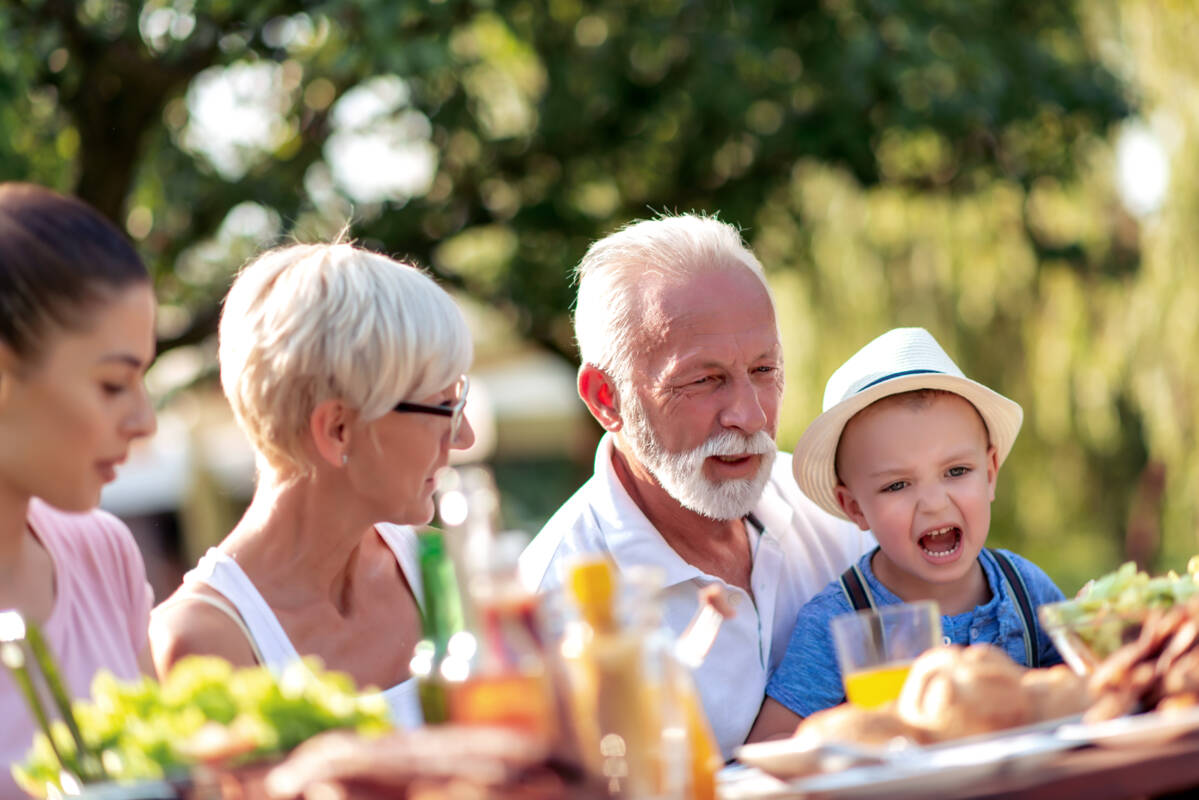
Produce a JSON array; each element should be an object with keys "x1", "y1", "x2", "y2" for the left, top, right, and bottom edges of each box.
[{"x1": 0, "y1": 183, "x2": 158, "y2": 798}]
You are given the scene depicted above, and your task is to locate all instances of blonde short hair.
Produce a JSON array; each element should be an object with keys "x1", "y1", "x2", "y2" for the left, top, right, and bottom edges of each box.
[
  {"x1": 573, "y1": 213, "x2": 771, "y2": 384},
  {"x1": 219, "y1": 242, "x2": 472, "y2": 476}
]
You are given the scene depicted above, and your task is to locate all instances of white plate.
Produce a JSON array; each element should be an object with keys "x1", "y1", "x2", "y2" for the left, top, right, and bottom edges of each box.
[
  {"x1": 734, "y1": 714, "x2": 1082, "y2": 782},
  {"x1": 1057, "y1": 704, "x2": 1199, "y2": 748},
  {"x1": 794, "y1": 732, "x2": 1074, "y2": 798},
  {"x1": 718, "y1": 764, "x2": 795, "y2": 799},
  {"x1": 722, "y1": 730, "x2": 1079, "y2": 799},
  {"x1": 734, "y1": 738, "x2": 892, "y2": 780}
]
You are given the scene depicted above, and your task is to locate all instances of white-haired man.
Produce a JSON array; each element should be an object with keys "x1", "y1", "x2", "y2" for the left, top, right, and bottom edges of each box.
[{"x1": 519, "y1": 214, "x2": 875, "y2": 756}]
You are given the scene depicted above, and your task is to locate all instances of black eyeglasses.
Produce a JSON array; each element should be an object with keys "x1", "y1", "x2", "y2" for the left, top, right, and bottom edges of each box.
[{"x1": 394, "y1": 375, "x2": 470, "y2": 442}]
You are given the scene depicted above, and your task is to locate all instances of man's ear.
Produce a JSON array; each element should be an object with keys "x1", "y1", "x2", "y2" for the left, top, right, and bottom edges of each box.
[
  {"x1": 309, "y1": 399, "x2": 357, "y2": 468},
  {"x1": 834, "y1": 484, "x2": 872, "y2": 531},
  {"x1": 578, "y1": 364, "x2": 623, "y2": 432}
]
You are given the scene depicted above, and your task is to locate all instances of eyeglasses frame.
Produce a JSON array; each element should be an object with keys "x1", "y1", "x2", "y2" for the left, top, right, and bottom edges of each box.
[{"x1": 393, "y1": 375, "x2": 470, "y2": 442}]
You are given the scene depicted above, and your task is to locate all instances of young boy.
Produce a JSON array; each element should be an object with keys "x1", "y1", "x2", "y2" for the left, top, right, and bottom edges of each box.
[{"x1": 748, "y1": 327, "x2": 1064, "y2": 741}]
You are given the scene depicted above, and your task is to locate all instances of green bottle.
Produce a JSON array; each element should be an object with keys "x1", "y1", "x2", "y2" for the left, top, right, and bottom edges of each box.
[{"x1": 411, "y1": 530, "x2": 464, "y2": 724}]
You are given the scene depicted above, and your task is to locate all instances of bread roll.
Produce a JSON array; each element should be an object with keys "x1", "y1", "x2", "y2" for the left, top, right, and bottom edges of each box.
[
  {"x1": 896, "y1": 645, "x2": 1031, "y2": 739},
  {"x1": 1020, "y1": 665, "x2": 1092, "y2": 721},
  {"x1": 794, "y1": 703, "x2": 928, "y2": 747}
]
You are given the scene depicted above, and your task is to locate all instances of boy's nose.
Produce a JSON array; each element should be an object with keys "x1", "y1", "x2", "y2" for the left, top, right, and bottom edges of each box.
[{"x1": 916, "y1": 481, "x2": 951, "y2": 513}]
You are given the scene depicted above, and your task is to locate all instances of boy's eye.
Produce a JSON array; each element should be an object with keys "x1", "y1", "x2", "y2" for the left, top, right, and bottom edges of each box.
[
  {"x1": 947, "y1": 466, "x2": 970, "y2": 477},
  {"x1": 101, "y1": 382, "x2": 126, "y2": 396},
  {"x1": 882, "y1": 481, "x2": 907, "y2": 493}
]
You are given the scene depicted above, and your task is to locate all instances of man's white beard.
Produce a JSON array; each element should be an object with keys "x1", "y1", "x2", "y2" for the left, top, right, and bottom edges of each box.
[{"x1": 621, "y1": 390, "x2": 777, "y2": 520}]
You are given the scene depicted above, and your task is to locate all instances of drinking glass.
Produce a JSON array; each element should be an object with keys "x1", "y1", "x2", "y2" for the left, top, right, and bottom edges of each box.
[{"x1": 830, "y1": 601, "x2": 942, "y2": 708}]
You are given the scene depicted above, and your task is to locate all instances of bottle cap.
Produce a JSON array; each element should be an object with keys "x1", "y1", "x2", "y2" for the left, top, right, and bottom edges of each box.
[{"x1": 566, "y1": 557, "x2": 616, "y2": 627}]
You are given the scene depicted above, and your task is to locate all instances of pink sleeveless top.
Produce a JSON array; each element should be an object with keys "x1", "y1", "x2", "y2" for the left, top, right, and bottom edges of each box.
[{"x1": 0, "y1": 499, "x2": 153, "y2": 800}]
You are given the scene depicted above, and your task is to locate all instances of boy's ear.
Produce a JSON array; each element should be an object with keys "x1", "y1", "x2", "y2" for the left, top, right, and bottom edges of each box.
[
  {"x1": 309, "y1": 398, "x2": 358, "y2": 468},
  {"x1": 834, "y1": 484, "x2": 871, "y2": 531},
  {"x1": 986, "y1": 444, "x2": 1000, "y2": 502},
  {"x1": 578, "y1": 364, "x2": 623, "y2": 432}
]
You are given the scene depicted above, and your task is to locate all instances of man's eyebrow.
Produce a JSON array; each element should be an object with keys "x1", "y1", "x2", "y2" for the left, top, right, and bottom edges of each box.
[
  {"x1": 670, "y1": 357, "x2": 724, "y2": 372},
  {"x1": 672, "y1": 343, "x2": 782, "y2": 367}
]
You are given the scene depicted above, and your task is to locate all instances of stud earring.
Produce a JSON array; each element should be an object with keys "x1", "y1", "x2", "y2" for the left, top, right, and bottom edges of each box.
[{"x1": 341, "y1": 453, "x2": 348, "y2": 465}]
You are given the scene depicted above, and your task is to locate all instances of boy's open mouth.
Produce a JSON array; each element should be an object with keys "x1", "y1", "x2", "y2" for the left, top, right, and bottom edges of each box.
[{"x1": 919, "y1": 525, "x2": 962, "y2": 558}]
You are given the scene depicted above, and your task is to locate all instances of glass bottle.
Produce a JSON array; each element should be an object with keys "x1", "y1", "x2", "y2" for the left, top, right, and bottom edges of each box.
[
  {"x1": 445, "y1": 531, "x2": 557, "y2": 742},
  {"x1": 435, "y1": 465, "x2": 503, "y2": 631},
  {"x1": 627, "y1": 568, "x2": 721, "y2": 800},
  {"x1": 409, "y1": 530, "x2": 464, "y2": 724},
  {"x1": 561, "y1": 558, "x2": 688, "y2": 799},
  {"x1": 432, "y1": 467, "x2": 562, "y2": 746}
]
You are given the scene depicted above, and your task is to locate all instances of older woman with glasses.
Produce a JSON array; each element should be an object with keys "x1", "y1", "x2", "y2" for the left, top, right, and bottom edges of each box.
[{"x1": 150, "y1": 242, "x2": 475, "y2": 728}]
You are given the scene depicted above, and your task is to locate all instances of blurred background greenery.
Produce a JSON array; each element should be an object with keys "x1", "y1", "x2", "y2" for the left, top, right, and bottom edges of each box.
[{"x1": 2, "y1": 0, "x2": 1197, "y2": 596}]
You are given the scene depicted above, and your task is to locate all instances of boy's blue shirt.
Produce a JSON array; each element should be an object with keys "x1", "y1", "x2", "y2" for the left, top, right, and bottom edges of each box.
[{"x1": 766, "y1": 546, "x2": 1065, "y2": 718}]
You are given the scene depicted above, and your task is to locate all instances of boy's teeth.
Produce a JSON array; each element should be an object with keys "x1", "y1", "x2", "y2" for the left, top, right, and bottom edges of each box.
[
  {"x1": 921, "y1": 538, "x2": 961, "y2": 557},
  {"x1": 919, "y1": 526, "x2": 961, "y2": 556}
]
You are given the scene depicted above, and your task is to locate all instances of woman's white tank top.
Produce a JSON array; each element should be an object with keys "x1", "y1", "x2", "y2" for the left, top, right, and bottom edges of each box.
[{"x1": 182, "y1": 523, "x2": 425, "y2": 729}]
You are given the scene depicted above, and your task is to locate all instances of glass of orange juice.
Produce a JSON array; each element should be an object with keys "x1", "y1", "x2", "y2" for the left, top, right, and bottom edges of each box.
[{"x1": 830, "y1": 601, "x2": 941, "y2": 708}]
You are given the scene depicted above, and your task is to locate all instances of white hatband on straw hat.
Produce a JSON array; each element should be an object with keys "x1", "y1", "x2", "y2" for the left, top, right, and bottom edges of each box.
[{"x1": 793, "y1": 327, "x2": 1023, "y2": 520}]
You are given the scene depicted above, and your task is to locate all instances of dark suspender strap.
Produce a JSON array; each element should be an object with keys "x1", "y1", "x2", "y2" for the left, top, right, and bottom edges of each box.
[
  {"x1": 836, "y1": 559, "x2": 879, "y2": 706},
  {"x1": 838, "y1": 563, "x2": 876, "y2": 613},
  {"x1": 745, "y1": 513, "x2": 765, "y2": 534},
  {"x1": 988, "y1": 548, "x2": 1040, "y2": 668}
]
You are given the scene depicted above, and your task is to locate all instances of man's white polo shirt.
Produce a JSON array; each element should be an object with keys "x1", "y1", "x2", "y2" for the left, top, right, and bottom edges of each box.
[{"x1": 519, "y1": 433, "x2": 875, "y2": 757}]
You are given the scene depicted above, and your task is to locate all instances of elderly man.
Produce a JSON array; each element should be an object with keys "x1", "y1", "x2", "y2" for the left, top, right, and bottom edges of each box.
[{"x1": 519, "y1": 214, "x2": 874, "y2": 756}]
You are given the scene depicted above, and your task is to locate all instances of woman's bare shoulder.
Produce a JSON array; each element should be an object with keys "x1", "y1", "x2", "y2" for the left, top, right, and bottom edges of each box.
[{"x1": 149, "y1": 584, "x2": 258, "y2": 678}]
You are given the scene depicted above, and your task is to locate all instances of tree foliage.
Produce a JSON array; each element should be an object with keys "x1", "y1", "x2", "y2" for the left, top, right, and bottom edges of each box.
[
  {"x1": 0, "y1": 0, "x2": 1126, "y2": 357},
  {"x1": 9, "y1": 0, "x2": 1191, "y2": 590}
]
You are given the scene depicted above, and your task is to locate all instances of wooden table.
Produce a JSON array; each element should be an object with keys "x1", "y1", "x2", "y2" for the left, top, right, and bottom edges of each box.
[{"x1": 951, "y1": 736, "x2": 1199, "y2": 800}]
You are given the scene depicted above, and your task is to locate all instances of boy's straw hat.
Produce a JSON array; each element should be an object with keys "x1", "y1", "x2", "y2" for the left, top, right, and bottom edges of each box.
[{"x1": 793, "y1": 327, "x2": 1023, "y2": 520}]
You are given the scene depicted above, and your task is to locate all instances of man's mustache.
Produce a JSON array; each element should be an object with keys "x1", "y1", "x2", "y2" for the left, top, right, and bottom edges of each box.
[{"x1": 692, "y1": 431, "x2": 777, "y2": 459}]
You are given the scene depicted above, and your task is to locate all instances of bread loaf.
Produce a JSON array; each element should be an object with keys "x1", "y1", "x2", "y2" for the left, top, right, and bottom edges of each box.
[
  {"x1": 1020, "y1": 664, "x2": 1092, "y2": 722},
  {"x1": 896, "y1": 645, "x2": 1031, "y2": 738},
  {"x1": 794, "y1": 702, "x2": 929, "y2": 748}
]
